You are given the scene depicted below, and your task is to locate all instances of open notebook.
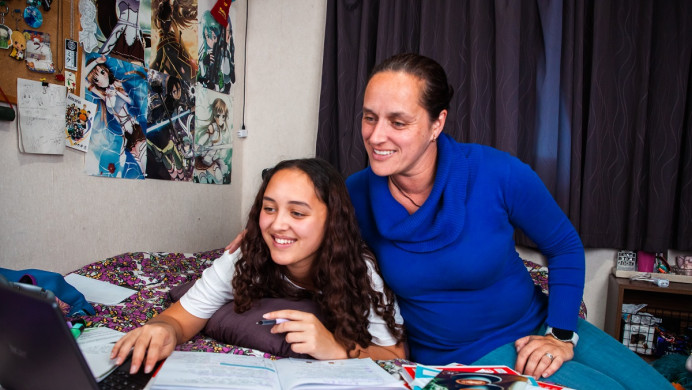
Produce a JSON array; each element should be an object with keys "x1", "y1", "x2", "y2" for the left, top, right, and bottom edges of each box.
[{"x1": 0, "y1": 274, "x2": 155, "y2": 390}]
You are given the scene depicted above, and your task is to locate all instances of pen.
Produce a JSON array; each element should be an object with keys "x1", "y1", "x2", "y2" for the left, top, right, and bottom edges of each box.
[{"x1": 256, "y1": 318, "x2": 290, "y2": 325}]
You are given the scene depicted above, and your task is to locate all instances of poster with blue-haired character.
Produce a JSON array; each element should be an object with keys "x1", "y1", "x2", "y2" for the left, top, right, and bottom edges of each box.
[{"x1": 84, "y1": 52, "x2": 149, "y2": 179}]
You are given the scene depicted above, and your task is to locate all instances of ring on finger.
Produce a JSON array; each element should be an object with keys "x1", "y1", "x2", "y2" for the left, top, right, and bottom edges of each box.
[{"x1": 545, "y1": 352, "x2": 555, "y2": 361}]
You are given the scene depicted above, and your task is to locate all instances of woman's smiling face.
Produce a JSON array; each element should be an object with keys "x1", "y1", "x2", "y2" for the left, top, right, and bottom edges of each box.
[
  {"x1": 259, "y1": 168, "x2": 328, "y2": 282},
  {"x1": 361, "y1": 70, "x2": 443, "y2": 178}
]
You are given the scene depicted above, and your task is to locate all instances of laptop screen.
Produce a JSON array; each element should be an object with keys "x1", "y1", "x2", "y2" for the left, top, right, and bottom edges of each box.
[{"x1": 0, "y1": 275, "x2": 99, "y2": 390}]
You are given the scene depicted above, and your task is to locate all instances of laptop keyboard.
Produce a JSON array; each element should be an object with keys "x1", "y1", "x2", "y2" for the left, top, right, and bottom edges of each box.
[{"x1": 99, "y1": 357, "x2": 156, "y2": 390}]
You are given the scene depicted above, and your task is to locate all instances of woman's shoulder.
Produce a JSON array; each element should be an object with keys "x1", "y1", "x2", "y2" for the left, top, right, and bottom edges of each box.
[
  {"x1": 456, "y1": 141, "x2": 528, "y2": 175},
  {"x1": 346, "y1": 167, "x2": 371, "y2": 185},
  {"x1": 345, "y1": 167, "x2": 374, "y2": 196}
]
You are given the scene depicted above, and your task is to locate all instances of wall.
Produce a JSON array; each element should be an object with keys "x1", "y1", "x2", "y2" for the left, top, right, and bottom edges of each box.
[{"x1": 238, "y1": 0, "x2": 327, "y2": 220}]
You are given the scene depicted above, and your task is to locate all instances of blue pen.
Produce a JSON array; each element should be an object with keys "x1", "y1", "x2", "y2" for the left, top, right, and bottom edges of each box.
[{"x1": 256, "y1": 318, "x2": 290, "y2": 325}]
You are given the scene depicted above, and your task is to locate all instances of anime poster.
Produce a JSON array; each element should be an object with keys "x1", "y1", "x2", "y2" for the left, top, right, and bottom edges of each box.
[
  {"x1": 95, "y1": 0, "x2": 148, "y2": 65},
  {"x1": 145, "y1": 69, "x2": 196, "y2": 181},
  {"x1": 84, "y1": 53, "x2": 149, "y2": 179},
  {"x1": 148, "y1": 0, "x2": 198, "y2": 91},
  {"x1": 65, "y1": 93, "x2": 98, "y2": 152},
  {"x1": 193, "y1": 87, "x2": 232, "y2": 184},
  {"x1": 197, "y1": 0, "x2": 236, "y2": 94}
]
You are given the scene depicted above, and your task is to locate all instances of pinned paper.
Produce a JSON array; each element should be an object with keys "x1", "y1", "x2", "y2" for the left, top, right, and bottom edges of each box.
[{"x1": 17, "y1": 78, "x2": 66, "y2": 154}]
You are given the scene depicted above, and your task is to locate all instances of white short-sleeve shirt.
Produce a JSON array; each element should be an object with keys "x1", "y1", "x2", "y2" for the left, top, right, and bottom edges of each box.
[{"x1": 180, "y1": 249, "x2": 403, "y2": 346}]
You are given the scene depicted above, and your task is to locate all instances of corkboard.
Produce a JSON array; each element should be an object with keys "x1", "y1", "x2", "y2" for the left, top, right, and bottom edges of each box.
[{"x1": 0, "y1": 0, "x2": 82, "y2": 104}]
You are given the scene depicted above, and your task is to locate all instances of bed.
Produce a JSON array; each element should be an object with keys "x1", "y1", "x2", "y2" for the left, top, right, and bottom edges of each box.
[{"x1": 65, "y1": 248, "x2": 587, "y2": 379}]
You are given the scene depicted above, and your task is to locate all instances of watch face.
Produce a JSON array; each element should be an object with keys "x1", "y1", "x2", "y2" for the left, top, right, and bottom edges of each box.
[{"x1": 552, "y1": 328, "x2": 574, "y2": 340}]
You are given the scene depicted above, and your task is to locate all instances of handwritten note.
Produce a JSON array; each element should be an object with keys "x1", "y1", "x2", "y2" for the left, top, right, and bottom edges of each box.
[{"x1": 17, "y1": 78, "x2": 67, "y2": 154}]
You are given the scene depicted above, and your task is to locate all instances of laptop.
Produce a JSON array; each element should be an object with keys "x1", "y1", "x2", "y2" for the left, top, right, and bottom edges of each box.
[{"x1": 0, "y1": 274, "x2": 157, "y2": 390}]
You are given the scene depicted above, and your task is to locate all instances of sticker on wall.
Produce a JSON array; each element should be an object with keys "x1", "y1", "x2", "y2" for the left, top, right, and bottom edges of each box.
[
  {"x1": 145, "y1": 69, "x2": 196, "y2": 181},
  {"x1": 83, "y1": 53, "x2": 148, "y2": 179}
]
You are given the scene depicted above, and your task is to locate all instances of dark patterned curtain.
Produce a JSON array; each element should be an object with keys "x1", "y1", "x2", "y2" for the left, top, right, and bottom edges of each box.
[{"x1": 316, "y1": 0, "x2": 692, "y2": 251}]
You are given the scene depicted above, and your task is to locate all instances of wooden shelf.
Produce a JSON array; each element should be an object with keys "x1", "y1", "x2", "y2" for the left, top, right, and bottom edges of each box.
[{"x1": 605, "y1": 274, "x2": 692, "y2": 356}]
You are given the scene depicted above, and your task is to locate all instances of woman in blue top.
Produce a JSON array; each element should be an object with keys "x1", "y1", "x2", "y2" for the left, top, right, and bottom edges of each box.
[{"x1": 345, "y1": 53, "x2": 672, "y2": 390}]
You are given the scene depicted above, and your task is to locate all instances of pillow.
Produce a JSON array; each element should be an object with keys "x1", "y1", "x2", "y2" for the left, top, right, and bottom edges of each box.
[
  {"x1": 168, "y1": 281, "x2": 326, "y2": 358},
  {"x1": 168, "y1": 280, "x2": 196, "y2": 301}
]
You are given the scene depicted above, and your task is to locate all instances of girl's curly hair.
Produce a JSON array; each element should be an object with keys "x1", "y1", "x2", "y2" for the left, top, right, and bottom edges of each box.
[{"x1": 232, "y1": 158, "x2": 404, "y2": 353}]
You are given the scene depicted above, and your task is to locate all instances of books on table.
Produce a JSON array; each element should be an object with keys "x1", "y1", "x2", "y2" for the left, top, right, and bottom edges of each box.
[{"x1": 150, "y1": 351, "x2": 405, "y2": 390}]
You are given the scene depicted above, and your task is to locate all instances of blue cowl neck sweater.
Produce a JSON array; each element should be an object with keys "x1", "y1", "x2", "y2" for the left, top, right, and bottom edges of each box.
[{"x1": 346, "y1": 133, "x2": 584, "y2": 365}]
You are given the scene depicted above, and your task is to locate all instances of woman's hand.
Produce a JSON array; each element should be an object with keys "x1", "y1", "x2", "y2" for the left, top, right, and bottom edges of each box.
[
  {"x1": 514, "y1": 334, "x2": 574, "y2": 379},
  {"x1": 264, "y1": 309, "x2": 348, "y2": 360},
  {"x1": 110, "y1": 321, "x2": 178, "y2": 374}
]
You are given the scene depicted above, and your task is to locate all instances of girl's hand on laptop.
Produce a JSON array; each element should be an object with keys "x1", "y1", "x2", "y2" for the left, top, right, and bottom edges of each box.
[
  {"x1": 111, "y1": 321, "x2": 178, "y2": 374},
  {"x1": 111, "y1": 301, "x2": 207, "y2": 374}
]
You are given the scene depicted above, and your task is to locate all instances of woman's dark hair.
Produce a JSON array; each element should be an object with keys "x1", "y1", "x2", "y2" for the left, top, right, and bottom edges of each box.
[
  {"x1": 370, "y1": 53, "x2": 454, "y2": 121},
  {"x1": 233, "y1": 158, "x2": 404, "y2": 352}
]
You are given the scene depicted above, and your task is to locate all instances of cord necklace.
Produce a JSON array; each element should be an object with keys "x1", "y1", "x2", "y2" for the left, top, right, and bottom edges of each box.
[{"x1": 389, "y1": 176, "x2": 422, "y2": 208}]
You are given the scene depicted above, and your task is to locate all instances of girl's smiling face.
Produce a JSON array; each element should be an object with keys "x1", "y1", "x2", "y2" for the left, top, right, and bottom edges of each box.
[{"x1": 259, "y1": 168, "x2": 328, "y2": 283}]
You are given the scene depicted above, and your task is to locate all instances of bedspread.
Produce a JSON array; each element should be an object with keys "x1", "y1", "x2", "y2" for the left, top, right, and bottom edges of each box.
[{"x1": 65, "y1": 249, "x2": 585, "y2": 378}]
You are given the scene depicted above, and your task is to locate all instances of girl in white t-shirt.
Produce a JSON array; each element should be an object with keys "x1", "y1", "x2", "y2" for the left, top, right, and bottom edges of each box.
[{"x1": 111, "y1": 158, "x2": 406, "y2": 374}]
